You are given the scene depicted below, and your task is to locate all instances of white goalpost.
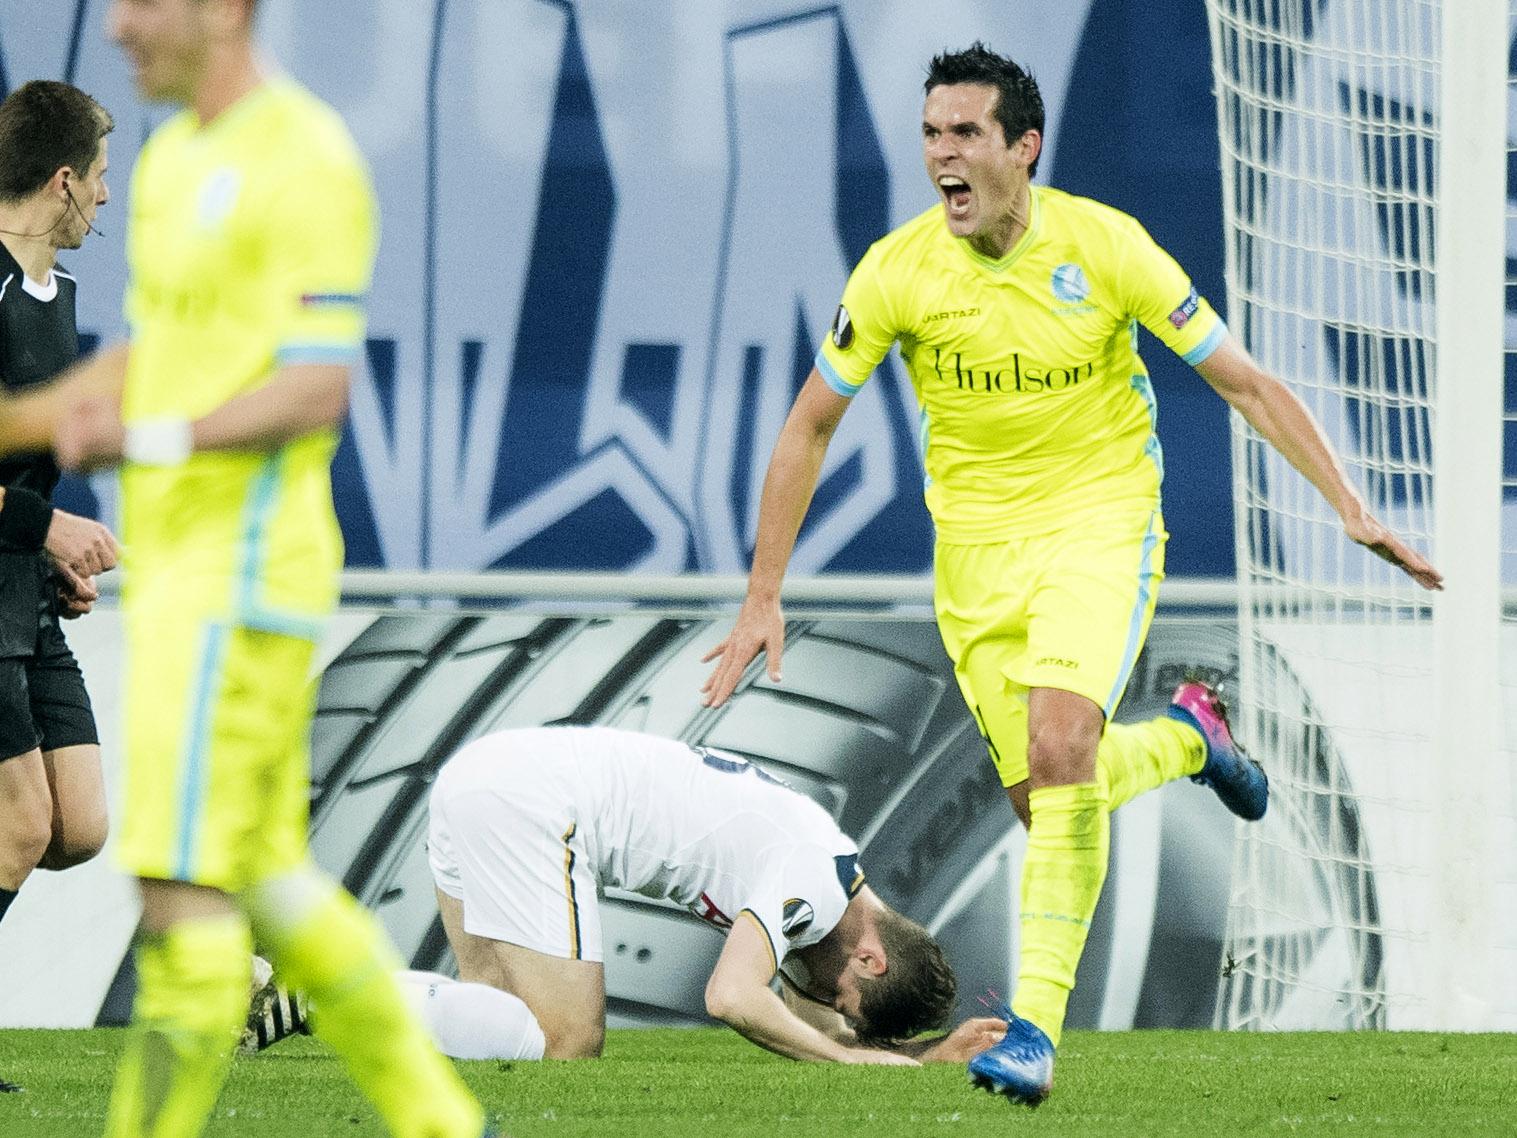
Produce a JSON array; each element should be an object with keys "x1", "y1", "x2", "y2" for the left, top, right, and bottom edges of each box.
[{"x1": 1205, "y1": 0, "x2": 1517, "y2": 1029}]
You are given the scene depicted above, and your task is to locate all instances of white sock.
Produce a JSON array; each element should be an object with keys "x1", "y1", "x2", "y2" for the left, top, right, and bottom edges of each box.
[{"x1": 396, "y1": 970, "x2": 546, "y2": 1061}]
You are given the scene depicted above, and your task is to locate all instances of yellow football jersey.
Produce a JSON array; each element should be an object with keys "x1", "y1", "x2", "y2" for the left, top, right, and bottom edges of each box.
[
  {"x1": 817, "y1": 186, "x2": 1224, "y2": 543},
  {"x1": 120, "y1": 77, "x2": 378, "y2": 634}
]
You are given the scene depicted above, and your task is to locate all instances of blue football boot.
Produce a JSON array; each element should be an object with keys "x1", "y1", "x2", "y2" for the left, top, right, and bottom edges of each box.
[
  {"x1": 967, "y1": 1011, "x2": 1054, "y2": 1106},
  {"x1": 1166, "y1": 680, "x2": 1268, "y2": 821}
]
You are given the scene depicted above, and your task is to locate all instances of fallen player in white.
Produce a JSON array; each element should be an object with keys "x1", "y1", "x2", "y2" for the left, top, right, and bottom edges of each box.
[
  {"x1": 246, "y1": 726, "x2": 1006, "y2": 1062},
  {"x1": 411, "y1": 725, "x2": 1005, "y2": 1064}
]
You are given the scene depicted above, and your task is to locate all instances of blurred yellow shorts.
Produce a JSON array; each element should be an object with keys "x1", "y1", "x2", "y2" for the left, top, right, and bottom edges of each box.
[{"x1": 115, "y1": 611, "x2": 318, "y2": 891}]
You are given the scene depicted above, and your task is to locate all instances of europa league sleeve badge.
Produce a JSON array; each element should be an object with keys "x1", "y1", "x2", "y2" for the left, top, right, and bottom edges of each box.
[{"x1": 831, "y1": 304, "x2": 854, "y2": 350}]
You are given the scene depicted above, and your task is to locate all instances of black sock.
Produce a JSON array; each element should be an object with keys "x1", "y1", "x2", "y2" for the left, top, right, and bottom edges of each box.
[{"x1": 0, "y1": 888, "x2": 16, "y2": 925}]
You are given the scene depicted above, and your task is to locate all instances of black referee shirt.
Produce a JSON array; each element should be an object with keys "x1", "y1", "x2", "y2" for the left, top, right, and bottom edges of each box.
[{"x1": 0, "y1": 238, "x2": 80, "y2": 504}]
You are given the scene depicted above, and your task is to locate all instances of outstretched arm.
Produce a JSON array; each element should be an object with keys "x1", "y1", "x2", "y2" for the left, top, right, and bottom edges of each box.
[
  {"x1": 896, "y1": 1019, "x2": 1009, "y2": 1062},
  {"x1": 0, "y1": 341, "x2": 129, "y2": 456},
  {"x1": 701, "y1": 369, "x2": 852, "y2": 707},
  {"x1": 779, "y1": 978, "x2": 1004, "y2": 1063},
  {"x1": 1194, "y1": 335, "x2": 1443, "y2": 591},
  {"x1": 779, "y1": 975, "x2": 858, "y2": 1045},
  {"x1": 705, "y1": 914, "x2": 917, "y2": 1065},
  {"x1": 55, "y1": 362, "x2": 350, "y2": 471}
]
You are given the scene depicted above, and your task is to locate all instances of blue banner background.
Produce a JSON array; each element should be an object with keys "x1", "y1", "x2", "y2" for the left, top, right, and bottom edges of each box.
[{"x1": 3, "y1": 0, "x2": 1234, "y2": 575}]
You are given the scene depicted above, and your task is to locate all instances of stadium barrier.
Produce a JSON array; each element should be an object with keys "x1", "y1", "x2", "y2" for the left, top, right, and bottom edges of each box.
[{"x1": 6, "y1": 571, "x2": 1506, "y2": 1030}]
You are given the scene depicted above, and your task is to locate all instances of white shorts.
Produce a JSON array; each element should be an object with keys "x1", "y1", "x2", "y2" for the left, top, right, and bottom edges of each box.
[{"x1": 427, "y1": 739, "x2": 604, "y2": 963}]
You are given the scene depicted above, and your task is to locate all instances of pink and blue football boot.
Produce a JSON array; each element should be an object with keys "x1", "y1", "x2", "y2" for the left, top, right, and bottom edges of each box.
[{"x1": 1166, "y1": 680, "x2": 1268, "y2": 821}]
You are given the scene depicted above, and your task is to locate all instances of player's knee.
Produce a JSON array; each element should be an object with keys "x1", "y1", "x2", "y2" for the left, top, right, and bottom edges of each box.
[
  {"x1": 1005, "y1": 782, "x2": 1032, "y2": 829},
  {"x1": 1026, "y1": 723, "x2": 1099, "y2": 786},
  {"x1": 542, "y1": 1020, "x2": 604, "y2": 1059},
  {"x1": 39, "y1": 810, "x2": 108, "y2": 869},
  {"x1": 0, "y1": 797, "x2": 54, "y2": 878}
]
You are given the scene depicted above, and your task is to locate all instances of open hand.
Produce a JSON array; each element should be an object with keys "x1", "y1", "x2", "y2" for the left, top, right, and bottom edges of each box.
[
  {"x1": 50, "y1": 559, "x2": 98, "y2": 619},
  {"x1": 1342, "y1": 509, "x2": 1443, "y2": 591},
  {"x1": 700, "y1": 594, "x2": 785, "y2": 708},
  {"x1": 45, "y1": 508, "x2": 119, "y2": 579},
  {"x1": 916, "y1": 1017, "x2": 1009, "y2": 1063}
]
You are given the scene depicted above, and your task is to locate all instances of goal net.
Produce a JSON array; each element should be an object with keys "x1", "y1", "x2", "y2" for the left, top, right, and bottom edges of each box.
[{"x1": 1205, "y1": 0, "x2": 1517, "y2": 1029}]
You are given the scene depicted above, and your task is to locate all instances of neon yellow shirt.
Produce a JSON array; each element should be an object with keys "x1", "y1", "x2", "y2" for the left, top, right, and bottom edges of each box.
[
  {"x1": 817, "y1": 186, "x2": 1225, "y2": 543},
  {"x1": 120, "y1": 77, "x2": 378, "y2": 635}
]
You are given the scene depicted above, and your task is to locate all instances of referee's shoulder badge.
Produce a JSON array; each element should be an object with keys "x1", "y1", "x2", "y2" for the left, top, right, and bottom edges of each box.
[{"x1": 830, "y1": 304, "x2": 854, "y2": 350}]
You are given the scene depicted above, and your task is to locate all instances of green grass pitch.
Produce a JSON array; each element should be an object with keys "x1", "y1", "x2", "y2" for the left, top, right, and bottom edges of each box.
[{"x1": 2, "y1": 1027, "x2": 1515, "y2": 1136}]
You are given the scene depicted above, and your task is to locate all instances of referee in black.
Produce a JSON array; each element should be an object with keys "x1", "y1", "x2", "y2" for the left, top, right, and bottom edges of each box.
[{"x1": 0, "y1": 81, "x2": 119, "y2": 1087}]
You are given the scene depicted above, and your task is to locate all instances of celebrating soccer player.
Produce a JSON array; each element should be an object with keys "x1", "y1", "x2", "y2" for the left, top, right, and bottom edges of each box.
[
  {"x1": 0, "y1": 2, "x2": 487, "y2": 1135},
  {"x1": 701, "y1": 42, "x2": 1442, "y2": 1106},
  {"x1": 0, "y1": 79, "x2": 118, "y2": 1096}
]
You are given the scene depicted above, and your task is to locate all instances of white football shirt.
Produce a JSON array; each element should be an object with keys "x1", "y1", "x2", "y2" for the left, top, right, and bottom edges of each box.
[{"x1": 433, "y1": 725, "x2": 864, "y2": 971}]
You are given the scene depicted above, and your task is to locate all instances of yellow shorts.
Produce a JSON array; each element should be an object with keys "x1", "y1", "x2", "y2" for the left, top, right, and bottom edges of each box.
[
  {"x1": 934, "y1": 507, "x2": 1166, "y2": 788},
  {"x1": 115, "y1": 611, "x2": 317, "y2": 892}
]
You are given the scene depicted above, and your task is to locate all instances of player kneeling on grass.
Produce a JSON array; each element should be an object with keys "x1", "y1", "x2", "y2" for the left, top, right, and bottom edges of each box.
[
  {"x1": 247, "y1": 726, "x2": 1003, "y2": 1061},
  {"x1": 417, "y1": 725, "x2": 1003, "y2": 1064}
]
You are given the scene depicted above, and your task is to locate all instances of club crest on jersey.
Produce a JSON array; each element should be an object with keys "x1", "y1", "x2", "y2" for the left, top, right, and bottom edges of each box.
[
  {"x1": 197, "y1": 168, "x2": 241, "y2": 229},
  {"x1": 1050, "y1": 262, "x2": 1091, "y2": 304},
  {"x1": 782, "y1": 898, "x2": 815, "y2": 938},
  {"x1": 1169, "y1": 286, "x2": 1201, "y2": 329},
  {"x1": 831, "y1": 304, "x2": 854, "y2": 349}
]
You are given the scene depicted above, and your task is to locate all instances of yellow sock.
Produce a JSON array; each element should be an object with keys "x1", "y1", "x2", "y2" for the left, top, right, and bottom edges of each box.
[
  {"x1": 1097, "y1": 716, "x2": 1205, "y2": 812},
  {"x1": 104, "y1": 913, "x2": 252, "y2": 1138},
  {"x1": 247, "y1": 872, "x2": 483, "y2": 1138},
  {"x1": 1011, "y1": 781, "x2": 1109, "y2": 1047}
]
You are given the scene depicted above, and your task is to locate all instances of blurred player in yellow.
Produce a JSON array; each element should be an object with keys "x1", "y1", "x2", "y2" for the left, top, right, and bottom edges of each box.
[
  {"x1": 0, "y1": 2, "x2": 487, "y2": 1135},
  {"x1": 702, "y1": 42, "x2": 1442, "y2": 1106}
]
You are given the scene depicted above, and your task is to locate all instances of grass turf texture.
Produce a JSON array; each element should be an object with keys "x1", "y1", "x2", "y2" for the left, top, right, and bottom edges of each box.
[{"x1": 1, "y1": 1028, "x2": 1515, "y2": 1136}]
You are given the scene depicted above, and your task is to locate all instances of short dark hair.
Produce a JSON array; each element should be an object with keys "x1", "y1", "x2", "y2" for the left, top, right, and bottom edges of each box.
[
  {"x1": 852, "y1": 908, "x2": 957, "y2": 1047},
  {"x1": 0, "y1": 81, "x2": 113, "y2": 203},
  {"x1": 925, "y1": 42, "x2": 1045, "y2": 177}
]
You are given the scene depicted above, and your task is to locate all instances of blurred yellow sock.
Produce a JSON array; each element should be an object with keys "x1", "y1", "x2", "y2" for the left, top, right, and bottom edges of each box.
[
  {"x1": 1098, "y1": 715, "x2": 1205, "y2": 811},
  {"x1": 1012, "y1": 781, "x2": 1109, "y2": 1047},
  {"x1": 104, "y1": 913, "x2": 251, "y2": 1138},
  {"x1": 248, "y1": 871, "x2": 483, "y2": 1138}
]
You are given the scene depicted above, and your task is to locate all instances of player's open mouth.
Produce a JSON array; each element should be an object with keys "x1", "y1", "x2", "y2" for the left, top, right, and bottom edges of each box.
[{"x1": 938, "y1": 175, "x2": 972, "y2": 219}]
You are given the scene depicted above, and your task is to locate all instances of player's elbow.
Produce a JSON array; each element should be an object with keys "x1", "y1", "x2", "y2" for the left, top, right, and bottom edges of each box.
[
  {"x1": 286, "y1": 364, "x2": 351, "y2": 435},
  {"x1": 703, "y1": 979, "x2": 731, "y2": 1022},
  {"x1": 313, "y1": 371, "x2": 350, "y2": 429},
  {"x1": 39, "y1": 812, "x2": 107, "y2": 869},
  {"x1": 1196, "y1": 341, "x2": 1272, "y2": 412},
  {"x1": 703, "y1": 974, "x2": 745, "y2": 1024},
  {"x1": 1222, "y1": 380, "x2": 1276, "y2": 432}
]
